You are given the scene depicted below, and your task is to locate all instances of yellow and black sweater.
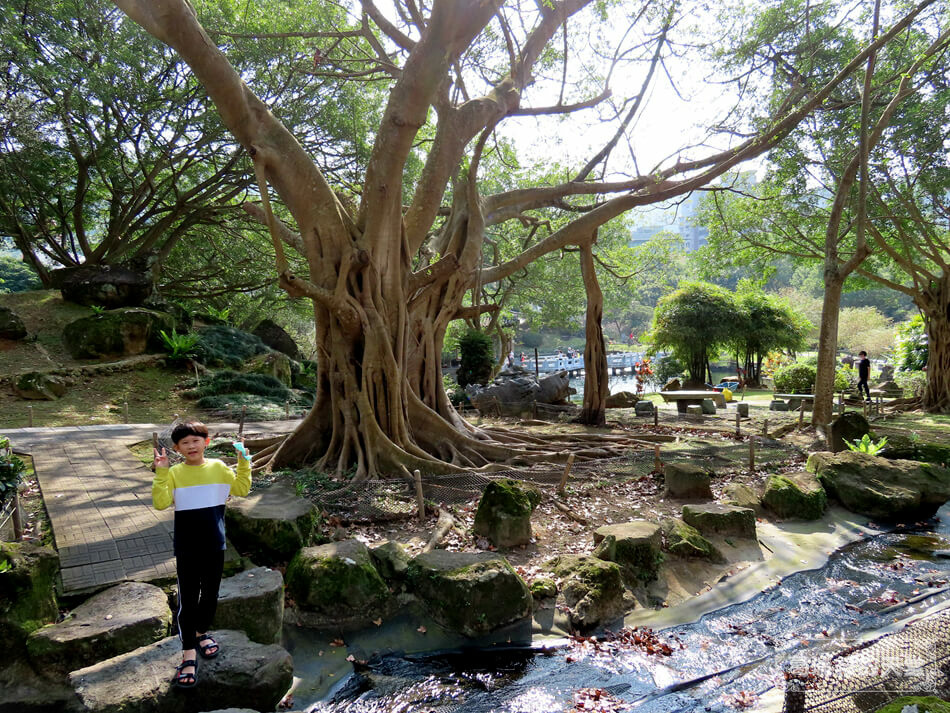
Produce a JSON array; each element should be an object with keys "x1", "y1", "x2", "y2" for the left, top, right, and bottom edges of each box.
[{"x1": 152, "y1": 459, "x2": 251, "y2": 555}]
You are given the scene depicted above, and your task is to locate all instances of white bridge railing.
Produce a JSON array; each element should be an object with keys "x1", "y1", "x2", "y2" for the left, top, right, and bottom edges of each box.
[{"x1": 528, "y1": 352, "x2": 644, "y2": 373}]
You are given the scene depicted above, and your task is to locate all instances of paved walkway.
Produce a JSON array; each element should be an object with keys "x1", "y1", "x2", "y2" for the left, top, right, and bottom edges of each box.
[{"x1": 6, "y1": 421, "x2": 298, "y2": 595}]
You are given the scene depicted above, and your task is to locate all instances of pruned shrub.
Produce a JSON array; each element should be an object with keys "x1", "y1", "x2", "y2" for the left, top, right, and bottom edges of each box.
[
  {"x1": 772, "y1": 362, "x2": 816, "y2": 394},
  {"x1": 457, "y1": 329, "x2": 494, "y2": 388},
  {"x1": 187, "y1": 370, "x2": 291, "y2": 401},
  {"x1": 895, "y1": 369, "x2": 927, "y2": 397}
]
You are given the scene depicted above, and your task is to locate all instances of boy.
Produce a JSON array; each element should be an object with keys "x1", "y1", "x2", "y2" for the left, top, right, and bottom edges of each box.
[
  {"x1": 857, "y1": 350, "x2": 872, "y2": 403},
  {"x1": 152, "y1": 421, "x2": 251, "y2": 688}
]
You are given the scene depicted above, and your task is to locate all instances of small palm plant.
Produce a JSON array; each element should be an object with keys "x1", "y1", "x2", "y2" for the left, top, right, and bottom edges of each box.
[
  {"x1": 159, "y1": 329, "x2": 200, "y2": 362},
  {"x1": 0, "y1": 436, "x2": 27, "y2": 504},
  {"x1": 845, "y1": 434, "x2": 888, "y2": 456}
]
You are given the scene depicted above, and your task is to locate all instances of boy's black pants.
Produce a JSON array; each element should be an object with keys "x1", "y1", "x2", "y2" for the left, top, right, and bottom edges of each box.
[
  {"x1": 857, "y1": 379, "x2": 871, "y2": 400},
  {"x1": 176, "y1": 548, "x2": 224, "y2": 651}
]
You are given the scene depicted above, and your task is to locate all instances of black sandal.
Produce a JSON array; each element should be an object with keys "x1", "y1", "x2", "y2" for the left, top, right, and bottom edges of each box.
[
  {"x1": 197, "y1": 633, "x2": 219, "y2": 659},
  {"x1": 174, "y1": 658, "x2": 198, "y2": 688}
]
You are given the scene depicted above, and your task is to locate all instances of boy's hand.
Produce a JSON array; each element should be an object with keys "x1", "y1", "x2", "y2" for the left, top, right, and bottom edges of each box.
[
  {"x1": 233, "y1": 440, "x2": 251, "y2": 462},
  {"x1": 153, "y1": 447, "x2": 169, "y2": 469}
]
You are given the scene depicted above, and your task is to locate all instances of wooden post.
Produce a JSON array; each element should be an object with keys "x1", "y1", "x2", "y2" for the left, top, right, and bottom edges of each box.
[
  {"x1": 27, "y1": 405, "x2": 33, "y2": 427},
  {"x1": 838, "y1": 392, "x2": 844, "y2": 413},
  {"x1": 534, "y1": 348, "x2": 540, "y2": 380},
  {"x1": 413, "y1": 469, "x2": 425, "y2": 523},
  {"x1": 736, "y1": 412, "x2": 741, "y2": 437},
  {"x1": 238, "y1": 405, "x2": 247, "y2": 439},
  {"x1": 653, "y1": 407, "x2": 658, "y2": 429},
  {"x1": 226, "y1": 403, "x2": 232, "y2": 420},
  {"x1": 123, "y1": 401, "x2": 129, "y2": 423},
  {"x1": 749, "y1": 437, "x2": 756, "y2": 471},
  {"x1": 557, "y1": 453, "x2": 576, "y2": 496},
  {"x1": 11, "y1": 491, "x2": 22, "y2": 540},
  {"x1": 762, "y1": 418, "x2": 768, "y2": 437},
  {"x1": 798, "y1": 399, "x2": 805, "y2": 428},
  {"x1": 284, "y1": 400, "x2": 290, "y2": 418},
  {"x1": 653, "y1": 444, "x2": 661, "y2": 472},
  {"x1": 152, "y1": 432, "x2": 159, "y2": 451}
]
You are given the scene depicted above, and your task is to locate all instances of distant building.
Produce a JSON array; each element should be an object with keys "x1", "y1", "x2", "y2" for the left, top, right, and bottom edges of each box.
[{"x1": 628, "y1": 191, "x2": 708, "y2": 252}]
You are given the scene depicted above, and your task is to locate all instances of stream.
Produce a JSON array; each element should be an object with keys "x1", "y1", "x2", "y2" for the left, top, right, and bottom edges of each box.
[{"x1": 293, "y1": 504, "x2": 950, "y2": 713}]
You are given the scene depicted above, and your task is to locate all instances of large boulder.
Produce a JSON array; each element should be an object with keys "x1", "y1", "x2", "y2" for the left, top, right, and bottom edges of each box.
[
  {"x1": 664, "y1": 463, "x2": 713, "y2": 500},
  {"x1": 244, "y1": 351, "x2": 293, "y2": 388},
  {"x1": 0, "y1": 306, "x2": 28, "y2": 340},
  {"x1": 252, "y1": 319, "x2": 301, "y2": 360},
  {"x1": 546, "y1": 555, "x2": 624, "y2": 632},
  {"x1": 67, "y1": 630, "x2": 292, "y2": 713},
  {"x1": 762, "y1": 472, "x2": 827, "y2": 520},
  {"x1": 13, "y1": 372, "x2": 69, "y2": 400},
  {"x1": 62, "y1": 308, "x2": 174, "y2": 359},
  {"x1": 406, "y1": 550, "x2": 532, "y2": 637},
  {"x1": 591, "y1": 521, "x2": 663, "y2": 583},
  {"x1": 467, "y1": 369, "x2": 574, "y2": 411},
  {"x1": 473, "y1": 479, "x2": 541, "y2": 547},
  {"x1": 26, "y1": 582, "x2": 171, "y2": 678},
  {"x1": 828, "y1": 411, "x2": 871, "y2": 453},
  {"x1": 682, "y1": 504, "x2": 756, "y2": 538},
  {"x1": 806, "y1": 451, "x2": 950, "y2": 521},
  {"x1": 605, "y1": 391, "x2": 639, "y2": 408},
  {"x1": 285, "y1": 539, "x2": 390, "y2": 630},
  {"x1": 0, "y1": 542, "x2": 59, "y2": 665},
  {"x1": 662, "y1": 519, "x2": 722, "y2": 560},
  {"x1": 53, "y1": 265, "x2": 153, "y2": 308},
  {"x1": 213, "y1": 567, "x2": 284, "y2": 645},
  {"x1": 225, "y1": 481, "x2": 320, "y2": 564}
]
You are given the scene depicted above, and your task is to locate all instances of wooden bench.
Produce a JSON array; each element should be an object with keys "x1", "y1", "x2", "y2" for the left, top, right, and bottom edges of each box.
[{"x1": 659, "y1": 390, "x2": 727, "y2": 413}]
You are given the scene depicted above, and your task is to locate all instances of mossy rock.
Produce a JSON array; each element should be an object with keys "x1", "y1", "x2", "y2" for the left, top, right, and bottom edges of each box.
[
  {"x1": 194, "y1": 325, "x2": 270, "y2": 368},
  {"x1": 473, "y1": 478, "x2": 541, "y2": 547},
  {"x1": 406, "y1": 550, "x2": 532, "y2": 637},
  {"x1": 875, "y1": 696, "x2": 950, "y2": 713},
  {"x1": 244, "y1": 351, "x2": 294, "y2": 388},
  {"x1": 806, "y1": 451, "x2": 950, "y2": 521},
  {"x1": 370, "y1": 541, "x2": 411, "y2": 583},
  {"x1": 0, "y1": 305, "x2": 28, "y2": 340},
  {"x1": 661, "y1": 519, "x2": 722, "y2": 560},
  {"x1": 225, "y1": 481, "x2": 320, "y2": 564},
  {"x1": 13, "y1": 372, "x2": 69, "y2": 400},
  {"x1": 682, "y1": 503, "x2": 756, "y2": 538},
  {"x1": 591, "y1": 521, "x2": 663, "y2": 583},
  {"x1": 62, "y1": 307, "x2": 174, "y2": 358},
  {"x1": 285, "y1": 539, "x2": 390, "y2": 630},
  {"x1": 881, "y1": 434, "x2": 950, "y2": 466},
  {"x1": 26, "y1": 581, "x2": 171, "y2": 677},
  {"x1": 0, "y1": 542, "x2": 59, "y2": 665},
  {"x1": 214, "y1": 567, "x2": 284, "y2": 644},
  {"x1": 546, "y1": 555, "x2": 624, "y2": 632},
  {"x1": 762, "y1": 472, "x2": 827, "y2": 520},
  {"x1": 530, "y1": 578, "x2": 558, "y2": 599},
  {"x1": 664, "y1": 463, "x2": 713, "y2": 500},
  {"x1": 721, "y1": 482, "x2": 763, "y2": 514}
]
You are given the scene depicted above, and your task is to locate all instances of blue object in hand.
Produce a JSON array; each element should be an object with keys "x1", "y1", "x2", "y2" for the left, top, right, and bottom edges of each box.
[{"x1": 232, "y1": 442, "x2": 252, "y2": 462}]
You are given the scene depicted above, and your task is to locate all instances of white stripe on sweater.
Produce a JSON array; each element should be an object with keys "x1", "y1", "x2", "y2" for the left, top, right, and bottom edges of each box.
[{"x1": 173, "y1": 483, "x2": 232, "y2": 511}]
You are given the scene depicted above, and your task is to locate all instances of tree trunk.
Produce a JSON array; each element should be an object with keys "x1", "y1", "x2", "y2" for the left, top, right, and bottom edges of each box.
[
  {"x1": 812, "y1": 271, "x2": 845, "y2": 430},
  {"x1": 919, "y1": 273, "x2": 950, "y2": 413},
  {"x1": 577, "y1": 239, "x2": 608, "y2": 426}
]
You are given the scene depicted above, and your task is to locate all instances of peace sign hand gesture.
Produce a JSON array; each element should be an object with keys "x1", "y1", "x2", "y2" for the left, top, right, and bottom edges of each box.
[{"x1": 153, "y1": 447, "x2": 169, "y2": 469}]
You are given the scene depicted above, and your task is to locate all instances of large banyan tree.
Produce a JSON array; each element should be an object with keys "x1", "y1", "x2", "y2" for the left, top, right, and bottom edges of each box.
[{"x1": 112, "y1": 0, "x2": 937, "y2": 478}]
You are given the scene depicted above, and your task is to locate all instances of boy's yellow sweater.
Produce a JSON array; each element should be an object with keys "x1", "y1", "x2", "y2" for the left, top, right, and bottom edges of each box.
[{"x1": 152, "y1": 458, "x2": 251, "y2": 555}]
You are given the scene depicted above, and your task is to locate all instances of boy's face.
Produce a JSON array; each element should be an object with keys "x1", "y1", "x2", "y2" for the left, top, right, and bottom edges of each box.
[{"x1": 174, "y1": 434, "x2": 210, "y2": 464}]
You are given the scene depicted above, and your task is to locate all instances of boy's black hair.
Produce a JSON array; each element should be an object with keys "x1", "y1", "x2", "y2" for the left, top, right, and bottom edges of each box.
[
  {"x1": 171, "y1": 420, "x2": 209, "y2": 444},
  {"x1": 859, "y1": 351, "x2": 867, "y2": 357}
]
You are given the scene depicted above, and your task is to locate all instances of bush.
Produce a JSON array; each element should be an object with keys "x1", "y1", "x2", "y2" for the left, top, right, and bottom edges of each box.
[
  {"x1": 894, "y1": 315, "x2": 928, "y2": 371},
  {"x1": 521, "y1": 332, "x2": 543, "y2": 349},
  {"x1": 772, "y1": 362, "x2": 816, "y2": 394},
  {"x1": 457, "y1": 329, "x2": 494, "y2": 388},
  {"x1": 194, "y1": 325, "x2": 270, "y2": 368},
  {"x1": 652, "y1": 354, "x2": 686, "y2": 385},
  {"x1": 895, "y1": 370, "x2": 927, "y2": 397},
  {"x1": 835, "y1": 364, "x2": 856, "y2": 392}
]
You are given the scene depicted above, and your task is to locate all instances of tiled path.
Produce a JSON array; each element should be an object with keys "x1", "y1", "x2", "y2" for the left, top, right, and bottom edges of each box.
[{"x1": 6, "y1": 421, "x2": 298, "y2": 595}]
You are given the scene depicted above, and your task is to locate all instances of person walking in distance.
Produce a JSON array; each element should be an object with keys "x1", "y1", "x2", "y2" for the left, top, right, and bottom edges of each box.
[{"x1": 857, "y1": 351, "x2": 872, "y2": 403}]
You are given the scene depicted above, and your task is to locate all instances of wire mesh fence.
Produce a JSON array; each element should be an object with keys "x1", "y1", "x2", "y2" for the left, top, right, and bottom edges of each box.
[
  {"x1": 783, "y1": 607, "x2": 950, "y2": 712},
  {"x1": 299, "y1": 434, "x2": 802, "y2": 522}
]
